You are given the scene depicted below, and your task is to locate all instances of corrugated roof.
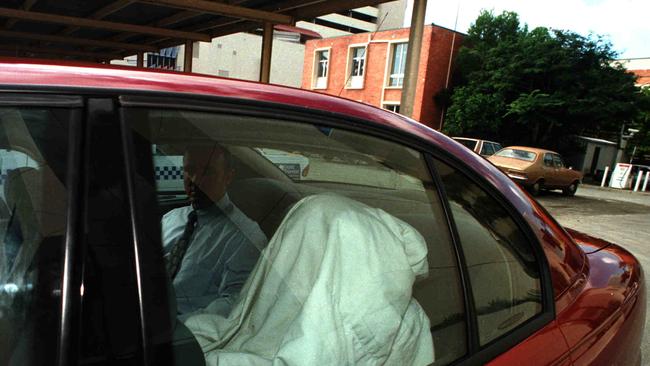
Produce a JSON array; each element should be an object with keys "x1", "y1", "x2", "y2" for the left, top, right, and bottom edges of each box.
[{"x1": 0, "y1": 1, "x2": 389, "y2": 62}]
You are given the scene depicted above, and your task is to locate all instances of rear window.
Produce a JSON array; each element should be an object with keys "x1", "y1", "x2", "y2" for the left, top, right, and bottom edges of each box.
[
  {"x1": 495, "y1": 149, "x2": 537, "y2": 162},
  {"x1": 454, "y1": 139, "x2": 478, "y2": 151}
]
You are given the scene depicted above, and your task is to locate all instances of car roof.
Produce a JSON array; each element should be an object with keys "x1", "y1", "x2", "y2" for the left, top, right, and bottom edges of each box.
[
  {"x1": 453, "y1": 137, "x2": 501, "y2": 145},
  {"x1": 504, "y1": 146, "x2": 558, "y2": 155},
  {"x1": 1, "y1": 58, "x2": 443, "y2": 142}
]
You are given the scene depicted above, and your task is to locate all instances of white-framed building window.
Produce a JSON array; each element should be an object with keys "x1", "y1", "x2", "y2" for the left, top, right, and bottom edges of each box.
[
  {"x1": 346, "y1": 45, "x2": 366, "y2": 89},
  {"x1": 383, "y1": 103, "x2": 400, "y2": 113},
  {"x1": 388, "y1": 42, "x2": 408, "y2": 87},
  {"x1": 313, "y1": 48, "x2": 330, "y2": 89}
]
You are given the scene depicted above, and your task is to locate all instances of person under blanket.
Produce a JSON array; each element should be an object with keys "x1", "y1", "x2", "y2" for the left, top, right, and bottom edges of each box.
[
  {"x1": 185, "y1": 193, "x2": 434, "y2": 365},
  {"x1": 162, "y1": 144, "x2": 267, "y2": 318}
]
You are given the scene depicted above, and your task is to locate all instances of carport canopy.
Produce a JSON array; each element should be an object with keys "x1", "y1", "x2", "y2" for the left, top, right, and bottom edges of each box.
[{"x1": 0, "y1": 0, "x2": 394, "y2": 77}]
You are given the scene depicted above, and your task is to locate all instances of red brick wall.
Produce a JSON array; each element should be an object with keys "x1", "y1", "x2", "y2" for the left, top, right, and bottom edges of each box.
[
  {"x1": 418, "y1": 27, "x2": 464, "y2": 129},
  {"x1": 302, "y1": 25, "x2": 463, "y2": 130}
]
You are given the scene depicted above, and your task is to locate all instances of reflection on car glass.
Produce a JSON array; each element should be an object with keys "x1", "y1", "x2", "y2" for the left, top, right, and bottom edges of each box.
[
  {"x1": 496, "y1": 149, "x2": 536, "y2": 161},
  {"x1": 184, "y1": 194, "x2": 434, "y2": 365}
]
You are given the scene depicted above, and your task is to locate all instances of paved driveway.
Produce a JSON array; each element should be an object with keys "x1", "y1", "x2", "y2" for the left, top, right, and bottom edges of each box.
[{"x1": 536, "y1": 184, "x2": 650, "y2": 361}]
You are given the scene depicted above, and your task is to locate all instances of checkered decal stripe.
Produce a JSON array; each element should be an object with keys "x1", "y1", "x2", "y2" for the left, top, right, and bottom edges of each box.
[
  {"x1": 1, "y1": 167, "x2": 182, "y2": 184},
  {"x1": 155, "y1": 166, "x2": 183, "y2": 180}
]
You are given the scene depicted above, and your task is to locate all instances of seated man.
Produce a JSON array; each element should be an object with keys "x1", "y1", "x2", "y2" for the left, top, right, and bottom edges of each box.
[{"x1": 162, "y1": 144, "x2": 267, "y2": 318}]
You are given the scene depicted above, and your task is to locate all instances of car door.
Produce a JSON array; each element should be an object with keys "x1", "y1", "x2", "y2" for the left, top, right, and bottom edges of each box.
[
  {"x1": 542, "y1": 153, "x2": 557, "y2": 186},
  {"x1": 552, "y1": 154, "x2": 570, "y2": 187},
  {"x1": 115, "y1": 94, "x2": 569, "y2": 366},
  {"x1": 0, "y1": 93, "x2": 85, "y2": 365}
]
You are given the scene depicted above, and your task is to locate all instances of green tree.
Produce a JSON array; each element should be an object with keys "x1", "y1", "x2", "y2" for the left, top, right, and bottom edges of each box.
[
  {"x1": 442, "y1": 10, "x2": 639, "y2": 149},
  {"x1": 627, "y1": 87, "x2": 650, "y2": 161}
]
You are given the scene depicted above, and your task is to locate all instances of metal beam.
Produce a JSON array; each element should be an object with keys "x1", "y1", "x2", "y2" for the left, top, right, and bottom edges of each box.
[
  {"x1": 0, "y1": 44, "x2": 122, "y2": 60},
  {"x1": 0, "y1": 7, "x2": 211, "y2": 42},
  {"x1": 140, "y1": 0, "x2": 325, "y2": 47},
  {"x1": 0, "y1": 29, "x2": 157, "y2": 52},
  {"x1": 136, "y1": 51, "x2": 144, "y2": 67},
  {"x1": 289, "y1": 0, "x2": 387, "y2": 21},
  {"x1": 400, "y1": 0, "x2": 427, "y2": 118},
  {"x1": 99, "y1": 0, "x2": 254, "y2": 45},
  {"x1": 182, "y1": 0, "x2": 324, "y2": 34},
  {"x1": 259, "y1": 22, "x2": 273, "y2": 83},
  {"x1": 183, "y1": 40, "x2": 193, "y2": 73},
  {"x1": 4, "y1": 0, "x2": 38, "y2": 30},
  {"x1": 60, "y1": 0, "x2": 135, "y2": 36},
  {"x1": 107, "y1": 10, "x2": 200, "y2": 44},
  {"x1": 170, "y1": 0, "x2": 385, "y2": 38},
  {"x1": 135, "y1": 0, "x2": 389, "y2": 52},
  {"x1": 136, "y1": 0, "x2": 293, "y2": 25}
]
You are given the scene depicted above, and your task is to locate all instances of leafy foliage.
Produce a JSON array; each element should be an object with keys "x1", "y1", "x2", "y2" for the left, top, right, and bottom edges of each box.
[
  {"x1": 442, "y1": 10, "x2": 640, "y2": 149},
  {"x1": 627, "y1": 87, "x2": 650, "y2": 161}
]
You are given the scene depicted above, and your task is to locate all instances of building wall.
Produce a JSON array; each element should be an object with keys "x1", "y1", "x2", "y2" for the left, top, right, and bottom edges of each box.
[
  {"x1": 177, "y1": 34, "x2": 305, "y2": 87},
  {"x1": 418, "y1": 26, "x2": 464, "y2": 129},
  {"x1": 301, "y1": 25, "x2": 463, "y2": 129},
  {"x1": 113, "y1": 33, "x2": 305, "y2": 88}
]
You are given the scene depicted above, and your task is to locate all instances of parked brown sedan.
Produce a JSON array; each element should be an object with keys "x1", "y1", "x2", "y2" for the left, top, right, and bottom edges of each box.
[{"x1": 488, "y1": 146, "x2": 583, "y2": 196}]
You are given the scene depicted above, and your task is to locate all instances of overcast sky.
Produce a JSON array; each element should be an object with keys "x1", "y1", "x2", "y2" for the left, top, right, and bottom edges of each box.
[{"x1": 403, "y1": 0, "x2": 649, "y2": 59}]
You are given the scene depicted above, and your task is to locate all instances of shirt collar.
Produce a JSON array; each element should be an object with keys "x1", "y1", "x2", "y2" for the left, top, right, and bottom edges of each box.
[{"x1": 195, "y1": 193, "x2": 233, "y2": 222}]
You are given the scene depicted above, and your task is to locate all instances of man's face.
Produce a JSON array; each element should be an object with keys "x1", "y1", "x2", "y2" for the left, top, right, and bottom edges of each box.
[{"x1": 183, "y1": 146, "x2": 233, "y2": 208}]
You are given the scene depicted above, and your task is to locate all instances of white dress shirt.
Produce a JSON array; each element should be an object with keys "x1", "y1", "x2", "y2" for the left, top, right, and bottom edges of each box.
[{"x1": 162, "y1": 193, "x2": 267, "y2": 316}]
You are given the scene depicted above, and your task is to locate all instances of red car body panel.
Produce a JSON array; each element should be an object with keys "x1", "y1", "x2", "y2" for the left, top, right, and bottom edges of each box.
[{"x1": 0, "y1": 59, "x2": 644, "y2": 365}]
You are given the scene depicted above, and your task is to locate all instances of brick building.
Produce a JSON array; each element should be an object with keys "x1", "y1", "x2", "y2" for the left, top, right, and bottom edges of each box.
[{"x1": 301, "y1": 25, "x2": 464, "y2": 129}]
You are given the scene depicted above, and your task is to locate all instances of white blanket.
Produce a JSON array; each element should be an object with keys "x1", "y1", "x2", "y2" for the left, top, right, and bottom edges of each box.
[{"x1": 185, "y1": 193, "x2": 434, "y2": 365}]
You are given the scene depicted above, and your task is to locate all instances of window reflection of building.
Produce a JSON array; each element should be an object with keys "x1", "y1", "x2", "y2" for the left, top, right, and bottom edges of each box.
[{"x1": 146, "y1": 47, "x2": 180, "y2": 70}]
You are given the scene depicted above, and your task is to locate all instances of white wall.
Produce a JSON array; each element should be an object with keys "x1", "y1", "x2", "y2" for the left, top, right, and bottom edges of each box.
[
  {"x1": 581, "y1": 142, "x2": 618, "y2": 174},
  {"x1": 112, "y1": 32, "x2": 305, "y2": 88},
  {"x1": 617, "y1": 57, "x2": 650, "y2": 70}
]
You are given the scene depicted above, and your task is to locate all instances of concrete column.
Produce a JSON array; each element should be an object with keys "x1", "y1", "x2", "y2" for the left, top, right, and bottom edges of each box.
[
  {"x1": 184, "y1": 40, "x2": 193, "y2": 73},
  {"x1": 399, "y1": 0, "x2": 427, "y2": 119},
  {"x1": 136, "y1": 51, "x2": 144, "y2": 68},
  {"x1": 259, "y1": 22, "x2": 274, "y2": 83}
]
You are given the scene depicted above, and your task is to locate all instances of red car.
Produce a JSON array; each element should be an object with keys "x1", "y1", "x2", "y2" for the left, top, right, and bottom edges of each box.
[{"x1": 0, "y1": 60, "x2": 644, "y2": 366}]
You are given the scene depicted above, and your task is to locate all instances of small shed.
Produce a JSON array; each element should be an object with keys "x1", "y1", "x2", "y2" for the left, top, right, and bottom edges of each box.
[{"x1": 571, "y1": 136, "x2": 618, "y2": 177}]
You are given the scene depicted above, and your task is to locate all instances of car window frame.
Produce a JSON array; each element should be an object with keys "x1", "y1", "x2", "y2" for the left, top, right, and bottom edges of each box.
[
  {"x1": 552, "y1": 154, "x2": 565, "y2": 169},
  {"x1": 115, "y1": 92, "x2": 555, "y2": 366},
  {"x1": 543, "y1": 153, "x2": 554, "y2": 167},
  {"x1": 0, "y1": 92, "x2": 85, "y2": 366}
]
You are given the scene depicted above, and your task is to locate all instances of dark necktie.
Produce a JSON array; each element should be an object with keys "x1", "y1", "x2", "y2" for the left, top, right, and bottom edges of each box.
[{"x1": 165, "y1": 210, "x2": 198, "y2": 279}]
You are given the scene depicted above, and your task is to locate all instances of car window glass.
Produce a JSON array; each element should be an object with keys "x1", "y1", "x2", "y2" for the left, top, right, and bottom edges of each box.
[
  {"x1": 485, "y1": 143, "x2": 497, "y2": 155},
  {"x1": 493, "y1": 143, "x2": 503, "y2": 152},
  {"x1": 495, "y1": 148, "x2": 536, "y2": 161},
  {"x1": 553, "y1": 154, "x2": 564, "y2": 168},
  {"x1": 432, "y1": 159, "x2": 542, "y2": 346},
  {"x1": 455, "y1": 138, "x2": 478, "y2": 151},
  {"x1": 0, "y1": 106, "x2": 73, "y2": 365},
  {"x1": 125, "y1": 107, "x2": 468, "y2": 365},
  {"x1": 543, "y1": 153, "x2": 554, "y2": 167}
]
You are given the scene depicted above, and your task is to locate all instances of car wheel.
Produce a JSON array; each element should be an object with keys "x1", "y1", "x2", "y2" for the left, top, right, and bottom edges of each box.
[
  {"x1": 530, "y1": 181, "x2": 542, "y2": 196},
  {"x1": 563, "y1": 181, "x2": 578, "y2": 196}
]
